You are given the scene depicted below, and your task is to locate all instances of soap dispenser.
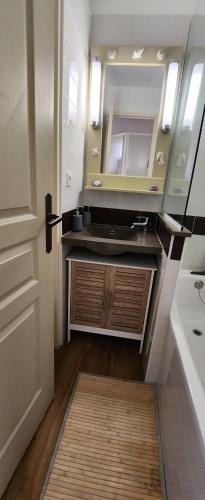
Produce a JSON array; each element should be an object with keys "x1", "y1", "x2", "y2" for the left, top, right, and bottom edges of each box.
[
  {"x1": 71, "y1": 207, "x2": 83, "y2": 232},
  {"x1": 83, "y1": 206, "x2": 91, "y2": 226}
]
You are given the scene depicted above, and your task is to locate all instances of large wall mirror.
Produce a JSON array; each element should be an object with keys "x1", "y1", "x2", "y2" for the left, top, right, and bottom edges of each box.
[
  {"x1": 85, "y1": 46, "x2": 183, "y2": 194},
  {"x1": 163, "y1": 12, "x2": 205, "y2": 223},
  {"x1": 102, "y1": 66, "x2": 164, "y2": 177}
]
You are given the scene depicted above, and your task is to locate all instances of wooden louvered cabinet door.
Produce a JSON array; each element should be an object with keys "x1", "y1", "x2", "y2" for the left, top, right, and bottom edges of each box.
[
  {"x1": 70, "y1": 261, "x2": 109, "y2": 328},
  {"x1": 107, "y1": 266, "x2": 151, "y2": 333}
]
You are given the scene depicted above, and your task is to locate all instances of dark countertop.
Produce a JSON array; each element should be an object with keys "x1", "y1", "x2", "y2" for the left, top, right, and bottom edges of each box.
[
  {"x1": 61, "y1": 227, "x2": 162, "y2": 255},
  {"x1": 158, "y1": 213, "x2": 192, "y2": 237}
]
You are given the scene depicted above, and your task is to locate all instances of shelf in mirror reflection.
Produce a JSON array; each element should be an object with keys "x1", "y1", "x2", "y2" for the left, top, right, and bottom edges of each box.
[{"x1": 86, "y1": 173, "x2": 164, "y2": 194}]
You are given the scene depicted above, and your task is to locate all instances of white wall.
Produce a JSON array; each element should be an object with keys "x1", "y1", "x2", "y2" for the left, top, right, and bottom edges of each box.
[
  {"x1": 83, "y1": 190, "x2": 163, "y2": 211},
  {"x1": 90, "y1": 14, "x2": 191, "y2": 46},
  {"x1": 111, "y1": 86, "x2": 162, "y2": 116},
  {"x1": 61, "y1": 0, "x2": 90, "y2": 213},
  {"x1": 90, "y1": 0, "x2": 197, "y2": 16},
  {"x1": 58, "y1": 0, "x2": 90, "y2": 347}
]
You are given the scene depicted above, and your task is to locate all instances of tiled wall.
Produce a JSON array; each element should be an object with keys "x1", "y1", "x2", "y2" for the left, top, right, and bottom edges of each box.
[
  {"x1": 145, "y1": 244, "x2": 181, "y2": 382},
  {"x1": 145, "y1": 116, "x2": 205, "y2": 376},
  {"x1": 62, "y1": 206, "x2": 159, "y2": 233},
  {"x1": 181, "y1": 114, "x2": 205, "y2": 272},
  {"x1": 182, "y1": 234, "x2": 205, "y2": 271},
  {"x1": 186, "y1": 91, "x2": 205, "y2": 219},
  {"x1": 145, "y1": 219, "x2": 205, "y2": 380},
  {"x1": 168, "y1": 216, "x2": 205, "y2": 270}
]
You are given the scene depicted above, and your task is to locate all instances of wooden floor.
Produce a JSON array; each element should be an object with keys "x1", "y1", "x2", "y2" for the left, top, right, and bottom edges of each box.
[
  {"x1": 3, "y1": 333, "x2": 144, "y2": 500},
  {"x1": 43, "y1": 373, "x2": 162, "y2": 500}
]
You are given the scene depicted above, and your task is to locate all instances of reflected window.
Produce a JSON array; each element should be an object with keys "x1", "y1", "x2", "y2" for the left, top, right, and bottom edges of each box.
[
  {"x1": 183, "y1": 63, "x2": 204, "y2": 129},
  {"x1": 107, "y1": 116, "x2": 154, "y2": 176}
]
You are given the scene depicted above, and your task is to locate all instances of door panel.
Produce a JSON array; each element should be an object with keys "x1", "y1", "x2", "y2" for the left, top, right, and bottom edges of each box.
[
  {"x1": 0, "y1": 305, "x2": 39, "y2": 448},
  {"x1": 0, "y1": 243, "x2": 34, "y2": 298},
  {"x1": 0, "y1": 0, "x2": 56, "y2": 495},
  {"x1": 0, "y1": 0, "x2": 31, "y2": 211},
  {"x1": 71, "y1": 262, "x2": 109, "y2": 328},
  {"x1": 107, "y1": 267, "x2": 151, "y2": 333}
]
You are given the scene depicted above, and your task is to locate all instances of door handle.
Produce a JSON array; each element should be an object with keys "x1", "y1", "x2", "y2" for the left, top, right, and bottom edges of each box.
[
  {"x1": 45, "y1": 193, "x2": 62, "y2": 253},
  {"x1": 47, "y1": 214, "x2": 62, "y2": 228}
]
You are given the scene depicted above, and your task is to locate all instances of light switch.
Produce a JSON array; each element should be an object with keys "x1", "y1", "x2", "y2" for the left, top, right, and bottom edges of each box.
[{"x1": 65, "y1": 170, "x2": 72, "y2": 187}]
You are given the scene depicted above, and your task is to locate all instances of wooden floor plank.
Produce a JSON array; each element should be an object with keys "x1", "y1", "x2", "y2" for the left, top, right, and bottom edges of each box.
[
  {"x1": 43, "y1": 374, "x2": 163, "y2": 500},
  {"x1": 54, "y1": 452, "x2": 161, "y2": 480}
]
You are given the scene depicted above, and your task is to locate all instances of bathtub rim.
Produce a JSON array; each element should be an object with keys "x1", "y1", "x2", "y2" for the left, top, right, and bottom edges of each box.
[{"x1": 170, "y1": 277, "x2": 205, "y2": 448}]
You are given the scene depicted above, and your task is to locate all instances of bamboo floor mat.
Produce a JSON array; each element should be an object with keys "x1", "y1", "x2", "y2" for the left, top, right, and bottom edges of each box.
[{"x1": 43, "y1": 373, "x2": 163, "y2": 500}]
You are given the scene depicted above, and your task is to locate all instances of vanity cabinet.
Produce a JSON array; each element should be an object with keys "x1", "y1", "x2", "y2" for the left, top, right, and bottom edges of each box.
[
  {"x1": 67, "y1": 250, "x2": 157, "y2": 353},
  {"x1": 71, "y1": 261, "x2": 108, "y2": 329}
]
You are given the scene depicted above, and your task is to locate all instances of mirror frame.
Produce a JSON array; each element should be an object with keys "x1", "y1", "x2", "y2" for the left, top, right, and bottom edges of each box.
[{"x1": 85, "y1": 45, "x2": 183, "y2": 194}]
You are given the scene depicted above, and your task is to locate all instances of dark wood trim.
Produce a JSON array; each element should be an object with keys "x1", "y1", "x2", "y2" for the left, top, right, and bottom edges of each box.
[
  {"x1": 170, "y1": 236, "x2": 185, "y2": 260},
  {"x1": 193, "y1": 216, "x2": 205, "y2": 235},
  {"x1": 167, "y1": 214, "x2": 205, "y2": 236},
  {"x1": 157, "y1": 219, "x2": 172, "y2": 256},
  {"x1": 158, "y1": 213, "x2": 192, "y2": 237}
]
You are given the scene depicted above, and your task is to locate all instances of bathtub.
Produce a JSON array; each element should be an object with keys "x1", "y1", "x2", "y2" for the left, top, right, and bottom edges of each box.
[
  {"x1": 170, "y1": 270, "x2": 205, "y2": 446},
  {"x1": 157, "y1": 270, "x2": 205, "y2": 499}
]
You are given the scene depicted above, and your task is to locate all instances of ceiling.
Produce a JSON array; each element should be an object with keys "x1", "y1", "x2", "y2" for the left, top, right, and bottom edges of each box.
[{"x1": 90, "y1": 0, "x2": 198, "y2": 16}]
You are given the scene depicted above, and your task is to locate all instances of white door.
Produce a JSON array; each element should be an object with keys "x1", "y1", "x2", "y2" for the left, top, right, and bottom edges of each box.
[{"x1": 0, "y1": 0, "x2": 56, "y2": 495}]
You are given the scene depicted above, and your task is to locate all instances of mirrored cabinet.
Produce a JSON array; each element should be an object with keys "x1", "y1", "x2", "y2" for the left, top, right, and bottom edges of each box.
[{"x1": 85, "y1": 45, "x2": 183, "y2": 194}]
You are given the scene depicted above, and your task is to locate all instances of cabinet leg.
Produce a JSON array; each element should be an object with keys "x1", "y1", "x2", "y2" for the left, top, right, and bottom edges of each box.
[
  {"x1": 67, "y1": 326, "x2": 71, "y2": 343},
  {"x1": 139, "y1": 340, "x2": 143, "y2": 355}
]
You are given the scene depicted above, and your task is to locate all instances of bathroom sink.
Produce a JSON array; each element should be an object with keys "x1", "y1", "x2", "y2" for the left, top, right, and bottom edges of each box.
[
  {"x1": 61, "y1": 223, "x2": 162, "y2": 256},
  {"x1": 86, "y1": 223, "x2": 136, "y2": 240}
]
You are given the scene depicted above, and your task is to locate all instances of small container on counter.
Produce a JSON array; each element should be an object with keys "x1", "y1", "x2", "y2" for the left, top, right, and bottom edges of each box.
[
  {"x1": 71, "y1": 207, "x2": 83, "y2": 232},
  {"x1": 83, "y1": 207, "x2": 91, "y2": 226}
]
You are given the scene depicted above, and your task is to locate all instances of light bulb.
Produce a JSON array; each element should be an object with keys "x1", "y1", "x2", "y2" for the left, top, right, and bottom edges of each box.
[
  {"x1": 90, "y1": 58, "x2": 102, "y2": 129},
  {"x1": 183, "y1": 63, "x2": 204, "y2": 129},
  {"x1": 162, "y1": 61, "x2": 179, "y2": 132}
]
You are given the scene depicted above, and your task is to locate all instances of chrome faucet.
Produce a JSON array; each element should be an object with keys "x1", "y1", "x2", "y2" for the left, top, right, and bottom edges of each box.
[{"x1": 131, "y1": 217, "x2": 149, "y2": 230}]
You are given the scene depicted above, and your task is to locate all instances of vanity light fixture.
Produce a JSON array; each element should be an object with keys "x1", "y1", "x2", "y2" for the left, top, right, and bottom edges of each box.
[
  {"x1": 132, "y1": 48, "x2": 144, "y2": 60},
  {"x1": 156, "y1": 151, "x2": 165, "y2": 166},
  {"x1": 176, "y1": 153, "x2": 186, "y2": 168},
  {"x1": 183, "y1": 63, "x2": 204, "y2": 129},
  {"x1": 161, "y1": 61, "x2": 179, "y2": 133},
  {"x1": 107, "y1": 48, "x2": 117, "y2": 60},
  {"x1": 157, "y1": 49, "x2": 166, "y2": 61},
  {"x1": 90, "y1": 147, "x2": 100, "y2": 157},
  {"x1": 90, "y1": 57, "x2": 102, "y2": 129}
]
